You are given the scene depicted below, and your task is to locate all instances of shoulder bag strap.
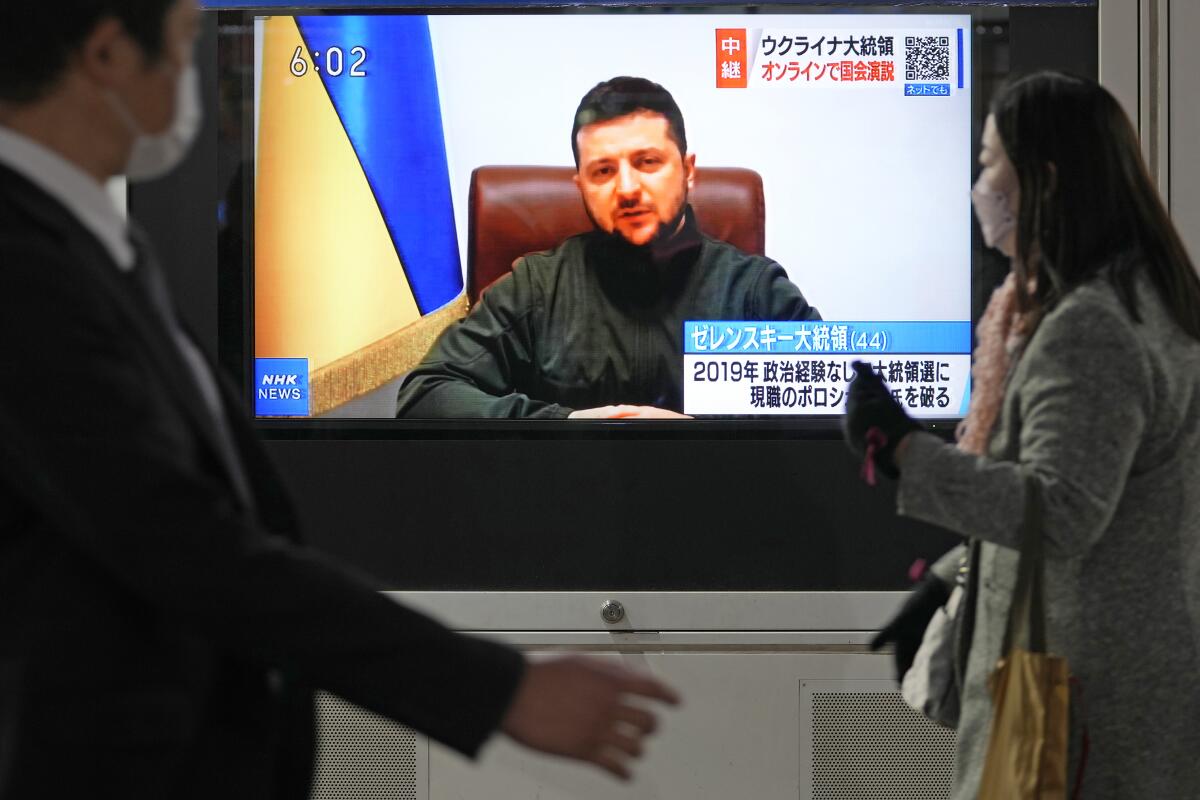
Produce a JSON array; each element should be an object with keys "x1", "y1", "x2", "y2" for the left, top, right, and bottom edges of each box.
[{"x1": 1002, "y1": 472, "x2": 1047, "y2": 654}]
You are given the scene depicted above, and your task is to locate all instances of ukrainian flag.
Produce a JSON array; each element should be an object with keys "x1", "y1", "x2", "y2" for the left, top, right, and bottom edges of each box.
[{"x1": 255, "y1": 15, "x2": 464, "y2": 415}]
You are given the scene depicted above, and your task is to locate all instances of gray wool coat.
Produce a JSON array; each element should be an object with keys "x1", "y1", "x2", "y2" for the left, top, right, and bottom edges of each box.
[{"x1": 896, "y1": 265, "x2": 1200, "y2": 799}]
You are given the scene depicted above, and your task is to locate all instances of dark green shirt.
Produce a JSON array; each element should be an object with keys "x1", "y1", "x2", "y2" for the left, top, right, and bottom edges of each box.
[{"x1": 396, "y1": 210, "x2": 820, "y2": 418}]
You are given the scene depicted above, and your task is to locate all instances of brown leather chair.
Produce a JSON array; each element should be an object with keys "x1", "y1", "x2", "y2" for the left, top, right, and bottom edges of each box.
[{"x1": 467, "y1": 166, "x2": 765, "y2": 303}]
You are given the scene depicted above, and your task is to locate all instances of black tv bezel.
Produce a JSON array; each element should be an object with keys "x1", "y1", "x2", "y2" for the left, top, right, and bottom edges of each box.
[{"x1": 182, "y1": 2, "x2": 1101, "y2": 592}]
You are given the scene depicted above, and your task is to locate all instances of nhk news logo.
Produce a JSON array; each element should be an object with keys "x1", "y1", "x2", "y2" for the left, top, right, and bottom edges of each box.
[
  {"x1": 254, "y1": 357, "x2": 309, "y2": 417},
  {"x1": 716, "y1": 29, "x2": 748, "y2": 88}
]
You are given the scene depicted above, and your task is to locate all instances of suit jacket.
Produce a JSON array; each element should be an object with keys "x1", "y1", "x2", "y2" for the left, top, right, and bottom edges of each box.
[
  {"x1": 898, "y1": 261, "x2": 1200, "y2": 799},
  {"x1": 0, "y1": 165, "x2": 524, "y2": 799}
]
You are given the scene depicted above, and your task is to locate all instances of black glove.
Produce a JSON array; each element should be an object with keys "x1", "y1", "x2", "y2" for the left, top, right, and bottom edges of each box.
[
  {"x1": 870, "y1": 574, "x2": 952, "y2": 683},
  {"x1": 843, "y1": 360, "x2": 921, "y2": 482}
]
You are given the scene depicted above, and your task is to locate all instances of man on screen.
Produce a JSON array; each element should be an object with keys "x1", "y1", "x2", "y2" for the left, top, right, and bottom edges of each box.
[{"x1": 396, "y1": 76, "x2": 821, "y2": 419}]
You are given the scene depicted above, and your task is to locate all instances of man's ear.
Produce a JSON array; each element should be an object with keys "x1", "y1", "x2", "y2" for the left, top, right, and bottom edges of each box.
[
  {"x1": 572, "y1": 172, "x2": 581, "y2": 191},
  {"x1": 683, "y1": 153, "x2": 696, "y2": 191},
  {"x1": 1044, "y1": 161, "x2": 1057, "y2": 194},
  {"x1": 77, "y1": 17, "x2": 140, "y2": 89}
]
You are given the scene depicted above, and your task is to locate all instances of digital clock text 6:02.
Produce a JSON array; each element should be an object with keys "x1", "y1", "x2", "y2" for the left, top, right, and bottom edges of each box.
[{"x1": 290, "y1": 45, "x2": 367, "y2": 78}]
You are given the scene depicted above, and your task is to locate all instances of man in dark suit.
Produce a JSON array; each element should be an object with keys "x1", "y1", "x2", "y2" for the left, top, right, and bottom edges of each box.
[{"x1": 0, "y1": 2, "x2": 678, "y2": 797}]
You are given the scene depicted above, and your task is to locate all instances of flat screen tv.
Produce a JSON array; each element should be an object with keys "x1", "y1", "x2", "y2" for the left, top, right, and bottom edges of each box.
[
  {"x1": 220, "y1": 6, "x2": 981, "y2": 426},
  {"x1": 196, "y1": 2, "x2": 1097, "y2": 589}
]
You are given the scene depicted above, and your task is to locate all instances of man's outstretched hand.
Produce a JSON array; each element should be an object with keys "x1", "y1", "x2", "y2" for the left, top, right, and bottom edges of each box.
[{"x1": 500, "y1": 655, "x2": 681, "y2": 780}]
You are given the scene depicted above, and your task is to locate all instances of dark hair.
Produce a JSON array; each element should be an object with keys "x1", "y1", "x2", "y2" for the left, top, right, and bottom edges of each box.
[
  {"x1": 0, "y1": 1, "x2": 177, "y2": 104},
  {"x1": 991, "y1": 71, "x2": 1200, "y2": 339},
  {"x1": 571, "y1": 76, "x2": 687, "y2": 167}
]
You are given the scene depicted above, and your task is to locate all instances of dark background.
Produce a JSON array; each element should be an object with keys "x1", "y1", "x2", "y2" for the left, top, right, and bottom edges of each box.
[{"x1": 130, "y1": 4, "x2": 1096, "y2": 590}]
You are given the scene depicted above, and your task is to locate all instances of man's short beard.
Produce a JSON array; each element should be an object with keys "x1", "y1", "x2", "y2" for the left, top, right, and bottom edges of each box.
[
  {"x1": 585, "y1": 194, "x2": 689, "y2": 249},
  {"x1": 651, "y1": 203, "x2": 689, "y2": 246}
]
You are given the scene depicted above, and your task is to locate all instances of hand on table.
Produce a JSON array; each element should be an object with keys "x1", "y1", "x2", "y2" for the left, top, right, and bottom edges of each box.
[{"x1": 568, "y1": 405, "x2": 692, "y2": 420}]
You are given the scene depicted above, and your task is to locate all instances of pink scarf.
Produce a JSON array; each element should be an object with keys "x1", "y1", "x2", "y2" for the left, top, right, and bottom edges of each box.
[{"x1": 955, "y1": 273, "x2": 1039, "y2": 456}]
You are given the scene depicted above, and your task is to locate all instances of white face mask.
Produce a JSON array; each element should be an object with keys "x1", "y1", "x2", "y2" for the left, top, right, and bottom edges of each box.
[
  {"x1": 970, "y1": 176, "x2": 1017, "y2": 252},
  {"x1": 108, "y1": 64, "x2": 202, "y2": 181}
]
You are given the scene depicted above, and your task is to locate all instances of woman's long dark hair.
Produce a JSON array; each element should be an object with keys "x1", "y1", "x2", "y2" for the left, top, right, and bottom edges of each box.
[{"x1": 991, "y1": 71, "x2": 1200, "y2": 339}]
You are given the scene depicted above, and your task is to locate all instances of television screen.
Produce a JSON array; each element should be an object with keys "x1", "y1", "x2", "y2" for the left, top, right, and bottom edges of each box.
[{"x1": 245, "y1": 11, "x2": 973, "y2": 421}]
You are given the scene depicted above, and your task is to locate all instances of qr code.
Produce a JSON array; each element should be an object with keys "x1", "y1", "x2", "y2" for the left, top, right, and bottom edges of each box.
[{"x1": 905, "y1": 36, "x2": 950, "y2": 82}]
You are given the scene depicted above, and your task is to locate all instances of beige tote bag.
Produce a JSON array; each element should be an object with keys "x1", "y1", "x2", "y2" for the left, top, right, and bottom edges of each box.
[{"x1": 978, "y1": 475, "x2": 1070, "y2": 799}]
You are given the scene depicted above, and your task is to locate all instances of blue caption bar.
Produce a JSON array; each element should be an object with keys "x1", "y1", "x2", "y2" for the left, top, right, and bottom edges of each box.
[{"x1": 684, "y1": 321, "x2": 970, "y2": 355}]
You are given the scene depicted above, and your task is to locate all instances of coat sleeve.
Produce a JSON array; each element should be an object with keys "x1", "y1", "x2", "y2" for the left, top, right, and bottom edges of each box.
[
  {"x1": 0, "y1": 240, "x2": 524, "y2": 757},
  {"x1": 894, "y1": 290, "x2": 1153, "y2": 558},
  {"x1": 395, "y1": 262, "x2": 572, "y2": 419},
  {"x1": 749, "y1": 260, "x2": 822, "y2": 321}
]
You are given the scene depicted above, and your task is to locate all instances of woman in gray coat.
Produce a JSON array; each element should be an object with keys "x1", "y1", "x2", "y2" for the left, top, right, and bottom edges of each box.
[{"x1": 846, "y1": 72, "x2": 1200, "y2": 798}]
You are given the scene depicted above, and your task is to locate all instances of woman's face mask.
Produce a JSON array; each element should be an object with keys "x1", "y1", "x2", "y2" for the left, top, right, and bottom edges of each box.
[
  {"x1": 972, "y1": 115, "x2": 1020, "y2": 257},
  {"x1": 971, "y1": 175, "x2": 1016, "y2": 253}
]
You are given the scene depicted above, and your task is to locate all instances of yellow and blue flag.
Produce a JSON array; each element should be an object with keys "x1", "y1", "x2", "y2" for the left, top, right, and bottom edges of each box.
[{"x1": 255, "y1": 15, "x2": 465, "y2": 415}]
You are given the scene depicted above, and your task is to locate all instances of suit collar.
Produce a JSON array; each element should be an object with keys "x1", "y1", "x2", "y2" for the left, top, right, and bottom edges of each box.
[
  {"x1": 0, "y1": 166, "x2": 255, "y2": 511},
  {"x1": 0, "y1": 127, "x2": 135, "y2": 270}
]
